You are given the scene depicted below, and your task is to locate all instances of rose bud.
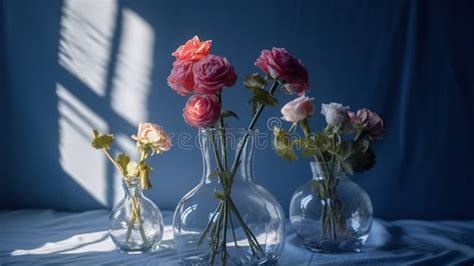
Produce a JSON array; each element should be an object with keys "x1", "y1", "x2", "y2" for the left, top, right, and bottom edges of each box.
[
  {"x1": 172, "y1": 35, "x2": 212, "y2": 61},
  {"x1": 356, "y1": 108, "x2": 384, "y2": 140},
  {"x1": 193, "y1": 54, "x2": 237, "y2": 94},
  {"x1": 132, "y1": 122, "x2": 172, "y2": 153},
  {"x1": 348, "y1": 111, "x2": 357, "y2": 124},
  {"x1": 167, "y1": 60, "x2": 195, "y2": 96},
  {"x1": 255, "y1": 47, "x2": 309, "y2": 94},
  {"x1": 321, "y1": 102, "x2": 351, "y2": 127},
  {"x1": 281, "y1": 95, "x2": 315, "y2": 123},
  {"x1": 183, "y1": 94, "x2": 221, "y2": 128}
]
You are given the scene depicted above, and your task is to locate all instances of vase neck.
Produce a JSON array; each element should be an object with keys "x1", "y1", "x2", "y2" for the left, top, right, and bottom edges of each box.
[
  {"x1": 310, "y1": 161, "x2": 345, "y2": 181},
  {"x1": 199, "y1": 128, "x2": 256, "y2": 184},
  {"x1": 122, "y1": 179, "x2": 143, "y2": 197}
]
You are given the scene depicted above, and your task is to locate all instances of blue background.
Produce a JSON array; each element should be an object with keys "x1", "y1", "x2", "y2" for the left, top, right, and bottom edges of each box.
[{"x1": 1, "y1": 0, "x2": 473, "y2": 220}]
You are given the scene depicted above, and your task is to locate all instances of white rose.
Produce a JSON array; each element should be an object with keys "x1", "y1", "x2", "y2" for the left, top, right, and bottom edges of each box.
[{"x1": 321, "y1": 102, "x2": 350, "y2": 126}]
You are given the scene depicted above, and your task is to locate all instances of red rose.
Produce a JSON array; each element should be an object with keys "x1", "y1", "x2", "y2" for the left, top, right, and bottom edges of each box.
[
  {"x1": 193, "y1": 54, "x2": 237, "y2": 94},
  {"x1": 255, "y1": 47, "x2": 309, "y2": 94}
]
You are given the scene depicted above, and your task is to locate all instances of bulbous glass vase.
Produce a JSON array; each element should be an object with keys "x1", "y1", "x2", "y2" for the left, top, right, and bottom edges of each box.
[
  {"x1": 173, "y1": 129, "x2": 286, "y2": 265},
  {"x1": 109, "y1": 178, "x2": 164, "y2": 253},
  {"x1": 290, "y1": 162, "x2": 373, "y2": 253}
]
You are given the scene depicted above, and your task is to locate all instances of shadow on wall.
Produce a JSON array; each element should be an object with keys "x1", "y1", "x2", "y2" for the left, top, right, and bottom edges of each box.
[{"x1": 56, "y1": 0, "x2": 156, "y2": 208}]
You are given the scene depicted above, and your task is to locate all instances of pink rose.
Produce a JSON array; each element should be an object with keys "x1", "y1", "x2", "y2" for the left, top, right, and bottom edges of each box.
[
  {"x1": 255, "y1": 47, "x2": 309, "y2": 94},
  {"x1": 167, "y1": 60, "x2": 195, "y2": 96},
  {"x1": 183, "y1": 94, "x2": 221, "y2": 128},
  {"x1": 132, "y1": 122, "x2": 172, "y2": 153},
  {"x1": 281, "y1": 95, "x2": 314, "y2": 123},
  {"x1": 193, "y1": 54, "x2": 237, "y2": 94},
  {"x1": 172, "y1": 35, "x2": 212, "y2": 61},
  {"x1": 348, "y1": 111, "x2": 357, "y2": 123},
  {"x1": 355, "y1": 108, "x2": 384, "y2": 140}
]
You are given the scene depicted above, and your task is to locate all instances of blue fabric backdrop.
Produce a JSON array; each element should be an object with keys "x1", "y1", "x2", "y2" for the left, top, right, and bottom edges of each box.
[{"x1": 1, "y1": 0, "x2": 473, "y2": 220}]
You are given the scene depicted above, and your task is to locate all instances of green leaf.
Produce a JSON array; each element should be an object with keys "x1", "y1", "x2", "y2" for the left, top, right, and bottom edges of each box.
[
  {"x1": 245, "y1": 73, "x2": 277, "y2": 114},
  {"x1": 221, "y1": 110, "x2": 239, "y2": 120},
  {"x1": 208, "y1": 170, "x2": 219, "y2": 180},
  {"x1": 91, "y1": 129, "x2": 114, "y2": 149},
  {"x1": 302, "y1": 146, "x2": 318, "y2": 157},
  {"x1": 279, "y1": 84, "x2": 293, "y2": 95},
  {"x1": 116, "y1": 153, "x2": 130, "y2": 176},
  {"x1": 359, "y1": 139, "x2": 370, "y2": 153},
  {"x1": 335, "y1": 141, "x2": 376, "y2": 175},
  {"x1": 253, "y1": 87, "x2": 278, "y2": 105},
  {"x1": 299, "y1": 133, "x2": 331, "y2": 158},
  {"x1": 248, "y1": 87, "x2": 278, "y2": 114},
  {"x1": 243, "y1": 73, "x2": 266, "y2": 89},
  {"x1": 339, "y1": 159, "x2": 354, "y2": 175},
  {"x1": 273, "y1": 127, "x2": 298, "y2": 161},
  {"x1": 310, "y1": 180, "x2": 320, "y2": 192},
  {"x1": 318, "y1": 183, "x2": 328, "y2": 199},
  {"x1": 139, "y1": 162, "x2": 153, "y2": 189},
  {"x1": 301, "y1": 136, "x2": 319, "y2": 157},
  {"x1": 337, "y1": 141, "x2": 355, "y2": 160},
  {"x1": 347, "y1": 147, "x2": 376, "y2": 173},
  {"x1": 138, "y1": 143, "x2": 154, "y2": 157},
  {"x1": 213, "y1": 191, "x2": 225, "y2": 201}
]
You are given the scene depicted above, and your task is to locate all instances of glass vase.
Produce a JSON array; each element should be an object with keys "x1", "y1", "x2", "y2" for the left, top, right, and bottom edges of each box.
[
  {"x1": 290, "y1": 162, "x2": 373, "y2": 253},
  {"x1": 109, "y1": 178, "x2": 164, "y2": 253},
  {"x1": 173, "y1": 129, "x2": 286, "y2": 265}
]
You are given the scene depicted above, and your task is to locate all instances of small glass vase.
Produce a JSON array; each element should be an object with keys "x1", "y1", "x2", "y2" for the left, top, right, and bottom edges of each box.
[
  {"x1": 109, "y1": 178, "x2": 164, "y2": 253},
  {"x1": 290, "y1": 162, "x2": 373, "y2": 253},
  {"x1": 173, "y1": 129, "x2": 286, "y2": 265}
]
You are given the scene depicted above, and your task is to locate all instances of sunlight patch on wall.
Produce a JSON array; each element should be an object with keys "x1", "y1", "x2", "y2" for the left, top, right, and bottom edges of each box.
[
  {"x1": 58, "y1": 0, "x2": 118, "y2": 97},
  {"x1": 111, "y1": 8, "x2": 154, "y2": 125},
  {"x1": 115, "y1": 133, "x2": 138, "y2": 159},
  {"x1": 57, "y1": 83, "x2": 109, "y2": 206}
]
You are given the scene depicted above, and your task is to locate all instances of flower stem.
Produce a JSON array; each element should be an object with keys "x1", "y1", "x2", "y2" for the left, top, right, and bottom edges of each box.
[
  {"x1": 125, "y1": 212, "x2": 136, "y2": 242},
  {"x1": 201, "y1": 80, "x2": 279, "y2": 265},
  {"x1": 220, "y1": 201, "x2": 228, "y2": 265},
  {"x1": 300, "y1": 120, "x2": 347, "y2": 242},
  {"x1": 125, "y1": 195, "x2": 148, "y2": 246},
  {"x1": 101, "y1": 148, "x2": 124, "y2": 174},
  {"x1": 133, "y1": 196, "x2": 148, "y2": 245},
  {"x1": 197, "y1": 201, "x2": 222, "y2": 246},
  {"x1": 218, "y1": 92, "x2": 228, "y2": 170},
  {"x1": 210, "y1": 133, "x2": 225, "y2": 175},
  {"x1": 229, "y1": 80, "x2": 279, "y2": 178}
]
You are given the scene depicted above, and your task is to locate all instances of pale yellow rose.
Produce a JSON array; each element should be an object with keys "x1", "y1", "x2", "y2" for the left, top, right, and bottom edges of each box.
[{"x1": 132, "y1": 122, "x2": 171, "y2": 154}]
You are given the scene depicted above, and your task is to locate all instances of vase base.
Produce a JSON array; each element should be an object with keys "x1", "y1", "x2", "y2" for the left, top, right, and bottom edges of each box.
[
  {"x1": 115, "y1": 245, "x2": 154, "y2": 254},
  {"x1": 302, "y1": 233, "x2": 369, "y2": 253},
  {"x1": 304, "y1": 244, "x2": 361, "y2": 253},
  {"x1": 180, "y1": 249, "x2": 279, "y2": 266}
]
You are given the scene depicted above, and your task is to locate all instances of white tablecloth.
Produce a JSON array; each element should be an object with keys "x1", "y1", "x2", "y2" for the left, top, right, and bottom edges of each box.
[{"x1": 1, "y1": 210, "x2": 473, "y2": 265}]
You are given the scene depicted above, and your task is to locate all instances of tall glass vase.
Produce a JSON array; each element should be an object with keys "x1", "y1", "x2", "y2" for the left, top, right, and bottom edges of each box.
[
  {"x1": 173, "y1": 129, "x2": 286, "y2": 265},
  {"x1": 109, "y1": 178, "x2": 164, "y2": 253},
  {"x1": 290, "y1": 162, "x2": 373, "y2": 253}
]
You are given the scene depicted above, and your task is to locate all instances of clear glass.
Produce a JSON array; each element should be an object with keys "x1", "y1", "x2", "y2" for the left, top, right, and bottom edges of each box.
[
  {"x1": 290, "y1": 162, "x2": 373, "y2": 253},
  {"x1": 173, "y1": 129, "x2": 286, "y2": 265},
  {"x1": 109, "y1": 178, "x2": 164, "y2": 253}
]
